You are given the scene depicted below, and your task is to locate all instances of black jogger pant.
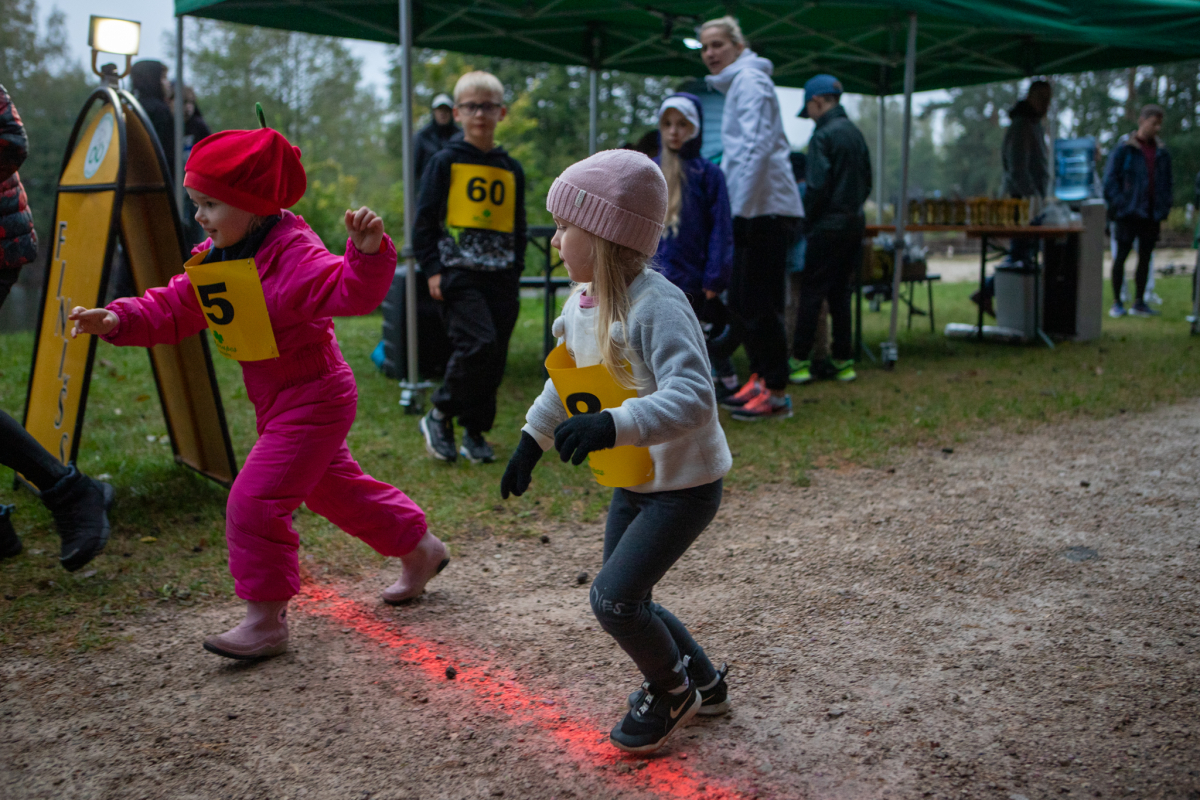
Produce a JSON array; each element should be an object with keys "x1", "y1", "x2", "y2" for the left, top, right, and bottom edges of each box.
[
  {"x1": 1112, "y1": 216, "x2": 1160, "y2": 304},
  {"x1": 726, "y1": 216, "x2": 797, "y2": 391},
  {"x1": 793, "y1": 228, "x2": 862, "y2": 362},
  {"x1": 590, "y1": 479, "x2": 723, "y2": 692},
  {"x1": 431, "y1": 267, "x2": 520, "y2": 436}
]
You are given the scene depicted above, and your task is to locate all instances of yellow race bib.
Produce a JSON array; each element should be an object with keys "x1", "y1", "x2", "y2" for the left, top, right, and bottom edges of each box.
[
  {"x1": 446, "y1": 163, "x2": 516, "y2": 233},
  {"x1": 183, "y1": 250, "x2": 279, "y2": 362},
  {"x1": 545, "y1": 343, "x2": 654, "y2": 488}
]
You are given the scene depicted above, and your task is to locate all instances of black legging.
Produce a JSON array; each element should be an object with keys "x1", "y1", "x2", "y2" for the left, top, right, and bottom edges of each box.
[
  {"x1": 1112, "y1": 216, "x2": 1160, "y2": 304},
  {"x1": 0, "y1": 269, "x2": 70, "y2": 491}
]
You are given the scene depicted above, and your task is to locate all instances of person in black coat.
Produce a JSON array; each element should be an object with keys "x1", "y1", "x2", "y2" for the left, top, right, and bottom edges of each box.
[
  {"x1": 414, "y1": 94, "x2": 461, "y2": 186},
  {"x1": 130, "y1": 60, "x2": 175, "y2": 177}
]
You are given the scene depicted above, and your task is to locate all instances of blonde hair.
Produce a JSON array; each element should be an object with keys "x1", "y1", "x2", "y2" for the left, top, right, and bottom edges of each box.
[
  {"x1": 698, "y1": 15, "x2": 745, "y2": 47},
  {"x1": 658, "y1": 143, "x2": 685, "y2": 236},
  {"x1": 453, "y1": 70, "x2": 504, "y2": 103},
  {"x1": 576, "y1": 233, "x2": 649, "y2": 390}
]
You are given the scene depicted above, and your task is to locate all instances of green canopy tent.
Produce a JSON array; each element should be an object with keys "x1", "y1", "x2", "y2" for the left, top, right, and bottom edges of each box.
[{"x1": 171, "y1": 0, "x2": 1200, "y2": 374}]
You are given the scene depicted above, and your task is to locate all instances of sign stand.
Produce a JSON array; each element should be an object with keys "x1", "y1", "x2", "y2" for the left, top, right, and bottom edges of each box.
[{"x1": 21, "y1": 86, "x2": 237, "y2": 488}]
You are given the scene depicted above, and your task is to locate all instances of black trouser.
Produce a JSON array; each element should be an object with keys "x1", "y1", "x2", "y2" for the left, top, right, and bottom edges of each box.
[
  {"x1": 793, "y1": 227, "x2": 861, "y2": 362},
  {"x1": 590, "y1": 479, "x2": 722, "y2": 692},
  {"x1": 725, "y1": 216, "x2": 796, "y2": 391},
  {"x1": 0, "y1": 269, "x2": 70, "y2": 491},
  {"x1": 1112, "y1": 216, "x2": 1160, "y2": 303},
  {"x1": 431, "y1": 268, "x2": 520, "y2": 435}
]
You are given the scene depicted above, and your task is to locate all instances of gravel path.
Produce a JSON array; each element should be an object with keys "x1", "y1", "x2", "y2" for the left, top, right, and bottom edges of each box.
[{"x1": 2, "y1": 401, "x2": 1198, "y2": 800}]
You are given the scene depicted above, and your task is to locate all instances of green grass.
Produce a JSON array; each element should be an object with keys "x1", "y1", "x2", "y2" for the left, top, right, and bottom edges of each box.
[{"x1": 3, "y1": 275, "x2": 1200, "y2": 652}]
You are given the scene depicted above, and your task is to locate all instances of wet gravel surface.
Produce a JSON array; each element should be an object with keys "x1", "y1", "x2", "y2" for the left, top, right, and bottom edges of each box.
[{"x1": 2, "y1": 401, "x2": 1199, "y2": 800}]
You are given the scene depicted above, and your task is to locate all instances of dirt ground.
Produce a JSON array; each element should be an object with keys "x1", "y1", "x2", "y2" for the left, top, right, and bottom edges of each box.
[{"x1": 2, "y1": 401, "x2": 1199, "y2": 800}]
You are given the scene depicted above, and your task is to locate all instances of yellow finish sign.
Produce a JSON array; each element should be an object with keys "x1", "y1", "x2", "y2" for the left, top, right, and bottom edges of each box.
[
  {"x1": 184, "y1": 251, "x2": 279, "y2": 362},
  {"x1": 446, "y1": 163, "x2": 516, "y2": 233},
  {"x1": 545, "y1": 344, "x2": 654, "y2": 488}
]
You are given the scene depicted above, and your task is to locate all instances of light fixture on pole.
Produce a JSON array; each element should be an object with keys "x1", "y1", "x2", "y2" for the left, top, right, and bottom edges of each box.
[{"x1": 89, "y1": 15, "x2": 141, "y2": 86}]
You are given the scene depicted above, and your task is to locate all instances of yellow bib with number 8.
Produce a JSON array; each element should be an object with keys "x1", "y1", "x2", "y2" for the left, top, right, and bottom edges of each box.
[
  {"x1": 446, "y1": 163, "x2": 516, "y2": 233},
  {"x1": 184, "y1": 250, "x2": 279, "y2": 362}
]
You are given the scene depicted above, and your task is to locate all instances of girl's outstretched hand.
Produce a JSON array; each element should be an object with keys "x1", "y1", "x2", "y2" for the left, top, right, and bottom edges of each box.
[
  {"x1": 345, "y1": 206, "x2": 385, "y2": 255},
  {"x1": 500, "y1": 432, "x2": 544, "y2": 499},
  {"x1": 68, "y1": 306, "x2": 118, "y2": 339},
  {"x1": 554, "y1": 412, "x2": 616, "y2": 466}
]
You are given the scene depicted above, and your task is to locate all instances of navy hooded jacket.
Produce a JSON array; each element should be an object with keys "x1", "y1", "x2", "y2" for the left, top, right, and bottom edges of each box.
[
  {"x1": 652, "y1": 93, "x2": 734, "y2": 299},
  {"x1": 1103, "y1": 133, "x2": 1173, "y2": 222}
]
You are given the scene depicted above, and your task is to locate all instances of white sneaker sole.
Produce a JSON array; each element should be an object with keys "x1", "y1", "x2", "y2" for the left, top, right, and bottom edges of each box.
[{"x1": 418, "y1": 417, "x2": 456, "y2": 462}]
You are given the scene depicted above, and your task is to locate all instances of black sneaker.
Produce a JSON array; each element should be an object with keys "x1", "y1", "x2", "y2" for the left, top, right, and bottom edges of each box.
[
  {"x1": 419, "y1": 411, "x2": 457, "y2": 462},
  {"x1": 0, "y1": 505, "x2": 21, "y2": 560},
  {"x1": 1129, "y1": 301, "x2": 1159, "y2": 317},
  {"x1": 459, "y1": 432, "x2": 495, "y2": 464},
  {"x1": 610, "y1": 685, "x2": 701, "y2": 754},
  {"x1": 629, "y1": 659, "x2": 730, "y2": 716},
  {"x1": 39, "y1": 466, "x2": 113, "y2": 572}
]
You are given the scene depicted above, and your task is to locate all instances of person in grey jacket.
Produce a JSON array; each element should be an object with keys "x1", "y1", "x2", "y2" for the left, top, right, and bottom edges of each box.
[
  {"x1": 701, "y1": 15, "x2": 803, "y2": 420},
  {"x1": 1001, "y1": 81, "x2": 1051, "y2": 200},
  {"x1": 500, "y1": 150, "x2": 732, "y2": 755}
]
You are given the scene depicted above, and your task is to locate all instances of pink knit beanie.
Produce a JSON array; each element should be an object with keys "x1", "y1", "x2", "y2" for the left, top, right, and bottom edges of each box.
[{"x1": 546, "y1": 149, "x2": 667, "y2": 256}]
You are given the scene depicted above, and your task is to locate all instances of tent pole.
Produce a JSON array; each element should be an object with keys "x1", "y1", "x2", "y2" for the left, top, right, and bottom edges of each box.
[
  {"x1": 174, "y1": 15, "x2": 185, "y2": 219},
  {"x1": 398, "y1": 0, "x2": 423, "y2": 412},
  {"x1": 883, "y1": 13, "x2": 917, "y2": 369},
  {"x1": 876, "y1": 92, "x2": 885, "y2": 224},
  {"x1": 588, "y1": 68, "x2": 598, "y2": 154}
]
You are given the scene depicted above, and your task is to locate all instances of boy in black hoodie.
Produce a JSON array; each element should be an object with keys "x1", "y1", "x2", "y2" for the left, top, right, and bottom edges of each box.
[{"x1": 414, "y1": 71, "x2": 526, "y2": 464}]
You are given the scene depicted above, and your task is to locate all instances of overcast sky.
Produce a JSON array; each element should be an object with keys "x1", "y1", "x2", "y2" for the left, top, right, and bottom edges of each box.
[{"x1": 39, "y1": 0, "x2": 954, "y2": 148}]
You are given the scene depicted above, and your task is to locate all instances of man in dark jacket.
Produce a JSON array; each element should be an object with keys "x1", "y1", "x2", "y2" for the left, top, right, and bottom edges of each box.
[
  {"x1": 130, "y1": 60, "x2": 175, "y2": 177},
  {"x1": 0, "y1": 85, "x2": 114, "y2": 570},
  {"x1": 1104, "y1": 104, "x2": 1173, "y2": 317},
  {"x1": 1000, "y1": 81, "x2": 1051, "y2": 200},
  {"x1": 414, "y1": 94, "x2": 461, "y2": 185},
  {"x1": 790, "y1": 74, "x2": 871, "y2": 385}
]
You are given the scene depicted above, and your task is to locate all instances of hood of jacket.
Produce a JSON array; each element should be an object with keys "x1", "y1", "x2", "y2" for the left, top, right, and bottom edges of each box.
[
  {"x1": 443, "y1": 137, "x2": 509, "y2": 159},
  {"x1": 131, "y1": 60, "x2": 168, "y2": 103},
  {"x1": 705, "y1": 49, "x2": 775, "y2": 95},
  {"x1": 656, "y1": 92, "x2": 705, "y2": 160},
  {"x1": 1008, "y1": 99, "x2": 1044, "y2": 121}
]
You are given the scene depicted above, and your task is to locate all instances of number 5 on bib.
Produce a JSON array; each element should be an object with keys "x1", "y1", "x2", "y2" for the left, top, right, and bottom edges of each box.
[
  {"x1": 446, "y1": 163, "x2": 516, "y2": 233},
  {"x1": 184, "y1": 251, "x2": 279, "y2": 361}
]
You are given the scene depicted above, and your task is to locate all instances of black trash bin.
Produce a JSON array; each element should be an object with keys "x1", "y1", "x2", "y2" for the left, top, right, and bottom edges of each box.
[{"x1": 380, "y1": 266, "x2": 451, "y2": 381}]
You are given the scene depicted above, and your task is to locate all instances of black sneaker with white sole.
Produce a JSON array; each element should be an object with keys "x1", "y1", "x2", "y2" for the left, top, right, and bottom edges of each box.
[
  {"x1": 629, "y1": 659, "x2": 730, "y2": 716},
  {"x1": 419, "y1": 410, "x2": 457, "y2": 462},
  {"x1": 459, "y1": 432, "x2": 495, "y2": 464},
  {"x1": 610, "y1": 685, "x2": 701, "y2": 754}
]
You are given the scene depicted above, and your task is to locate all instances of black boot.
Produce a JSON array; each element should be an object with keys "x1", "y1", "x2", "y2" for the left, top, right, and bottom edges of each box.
[
  {"x1": 0, "y1": 504, "x2": 20, "y2": 560},
  {"x1": 39, "y1": 465, "x2": 113, "y2": 572}
]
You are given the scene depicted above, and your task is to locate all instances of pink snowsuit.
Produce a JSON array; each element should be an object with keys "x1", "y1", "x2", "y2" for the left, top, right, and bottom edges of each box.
[{"x1": 103, "y1": 211, "x2": 426, "y2": 601}]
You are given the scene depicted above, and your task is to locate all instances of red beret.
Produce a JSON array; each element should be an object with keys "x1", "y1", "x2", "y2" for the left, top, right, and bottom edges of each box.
[{"x1": 184, "y1": 129, "x2": 306, "y2": 216}]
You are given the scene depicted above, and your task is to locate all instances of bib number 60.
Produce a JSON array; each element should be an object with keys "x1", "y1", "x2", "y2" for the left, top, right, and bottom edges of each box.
[
  {"x1": 197, "y1": 282, "x2": 235, "y2": 325},
  {"x1": 466, "y1": 176, "x2": 506, "y2": 206}
]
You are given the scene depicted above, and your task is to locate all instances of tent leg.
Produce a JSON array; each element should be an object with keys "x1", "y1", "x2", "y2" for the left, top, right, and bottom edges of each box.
[
  {"x1": 174, "y1": 15, "x2": 185, "y2": 219},
  {"x1": 883, "y1": 12, "x2": 917, "y2": 370},
  {"x1": 397, "y1": 0, "x2": 427, "y2": 414},
  {"x1": 588, "y1": 68, "x2": 598, "y2": 155},
  {"x1": 875, "y1": 92, "x2": 885, "y2": 224}
]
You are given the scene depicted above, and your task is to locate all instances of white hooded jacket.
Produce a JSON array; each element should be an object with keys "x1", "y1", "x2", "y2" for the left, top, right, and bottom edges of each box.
[{"x1": 706, "y1": 49, "x2": 804, "y2": 220}]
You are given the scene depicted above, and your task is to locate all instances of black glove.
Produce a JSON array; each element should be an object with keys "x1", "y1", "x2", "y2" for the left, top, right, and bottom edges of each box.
[
  {"x1": 554, "y1": 412, "x2": 617, "y2": 466},
  {"x1": 500, "y1": 432, "x2": 544, "y2": 499}
]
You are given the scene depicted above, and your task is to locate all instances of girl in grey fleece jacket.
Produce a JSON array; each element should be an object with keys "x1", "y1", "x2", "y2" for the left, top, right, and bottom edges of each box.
[{"x1": 500, "y1": 149, "x2": 732, "y2": 755}]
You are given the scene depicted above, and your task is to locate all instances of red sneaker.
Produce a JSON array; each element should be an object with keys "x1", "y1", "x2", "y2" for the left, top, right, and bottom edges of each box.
[
  {"x1": 719, "y1": 374, "x2": 764, "y2": 409},
  {"x1": 730, "y1": 392, "x2": 793, "y2": 422}
]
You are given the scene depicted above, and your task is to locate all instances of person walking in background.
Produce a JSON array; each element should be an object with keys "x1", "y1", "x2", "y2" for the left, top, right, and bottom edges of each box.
[
  {"x1": 177, "y1": 84, "x2": 212, "y2": 244},
  {"x1": 789, "y1": 75, "x2": 871, "y2": 386},
  {"x1": 0, "y1": 84, "x2": 114, "y2": 570},
  {"x1": 700, "y1": 15, "x2": 803, "y2": 421},
  {"x1": 130, "y1": 60, "x2": 175, "y2": 175},
  {"x1": 784, "y1": 150, "x2": 831, "y2": 374},
  {"x1": 413, "y1": 71, "x2": 526, "y2": 464},
  {"x1": 973, "y1": 80, "x2": 1051, "y2": 317},
  {"x1": 1104, "y1": 104, "x2": 1173, "y2": 318},
  {"x1": 414, "y1": 94, "x2": 461, "y2": 186},
  {"x1": 651, "y1": 93, "x2": 734, "y2": 379}
]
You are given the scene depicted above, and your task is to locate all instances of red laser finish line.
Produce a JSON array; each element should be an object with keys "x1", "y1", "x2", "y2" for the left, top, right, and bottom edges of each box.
[{"x1": 294, "y1": 583, "x2": 763, "y2": 800}]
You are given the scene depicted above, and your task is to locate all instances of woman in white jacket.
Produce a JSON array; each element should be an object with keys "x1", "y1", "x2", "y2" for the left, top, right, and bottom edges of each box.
[{"x1": 701, "y1": 15, "x2": 803, "y2": 421}]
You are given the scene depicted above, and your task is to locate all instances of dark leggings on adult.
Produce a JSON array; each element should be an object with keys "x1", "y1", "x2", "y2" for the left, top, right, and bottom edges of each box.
[
  {"x1": 0, "y1": 270, "x2": 70, "y2": 491},
  {"x1": 589, "y1": 479, "x2": 722, "y2": 692},
  {"x1": 1111, "y1": 216, "x2": 1160, "y2": 303}
]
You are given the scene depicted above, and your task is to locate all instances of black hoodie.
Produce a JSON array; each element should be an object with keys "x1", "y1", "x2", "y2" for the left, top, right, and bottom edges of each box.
[
  {"x1": 130, "y1": 60, "x2": 175, "y2": 176},
  {"x1": 413, "y1": 138, "x2": 526, "y2": 276}
]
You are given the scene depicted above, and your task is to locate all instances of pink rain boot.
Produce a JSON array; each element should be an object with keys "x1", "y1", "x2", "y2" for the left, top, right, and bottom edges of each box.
[
  {"x1": 381, "y1": 530, "x2": 450, "y2": 605},
  {"x1": 203, "y1": 600, "x2": 289, "y2": 660}
]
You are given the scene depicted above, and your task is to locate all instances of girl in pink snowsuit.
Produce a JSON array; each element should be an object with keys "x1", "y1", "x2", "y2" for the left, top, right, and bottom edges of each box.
[{"x1": 70, "y1": 127, "x2": 449, "y2": 660}]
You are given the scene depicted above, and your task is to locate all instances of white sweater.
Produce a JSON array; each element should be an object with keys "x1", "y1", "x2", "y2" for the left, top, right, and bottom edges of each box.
[{"x1": 522, "y1": 269, "x2": 732, "y2": 494}]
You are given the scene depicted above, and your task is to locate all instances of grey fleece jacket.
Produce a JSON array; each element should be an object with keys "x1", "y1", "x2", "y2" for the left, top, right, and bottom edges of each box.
[{"x1": 522, "y1": 269, "x2": 732, "y2": 494}]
